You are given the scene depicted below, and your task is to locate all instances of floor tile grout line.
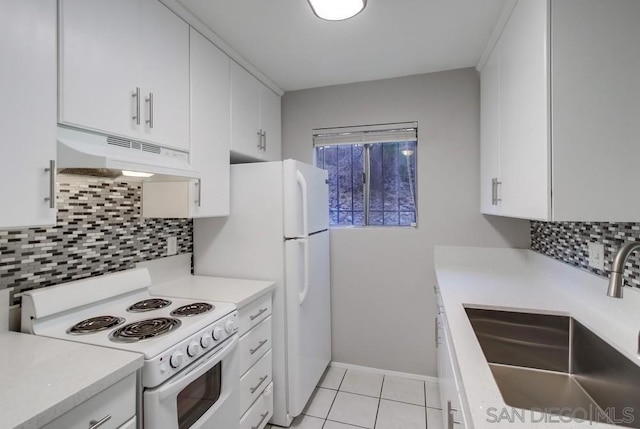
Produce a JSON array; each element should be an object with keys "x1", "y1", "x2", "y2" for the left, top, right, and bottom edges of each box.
[
  {"x1": 424, "y1": 379, "x2": 429, "y2": 429},
  {"x1": 316, "y1": 387, "x2": 430, "y2": 408},
  {"x1": 325, "y1": 417, "x2": 370, "y2": 429},
  {"x1": 372, "y1": 375, "x2": 384, "y2": 429},
  {"x1": 321, "y1": 368, "x2": 348, "y2": 425}
]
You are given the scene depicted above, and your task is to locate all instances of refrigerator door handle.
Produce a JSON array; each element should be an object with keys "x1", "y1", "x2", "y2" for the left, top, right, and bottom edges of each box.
[
  {"x1": 296, "y1": 170, "x2": 309, "y2": 237},
  {"x1": 299, "y1": 238, "x2": 310, "y2": 306}
]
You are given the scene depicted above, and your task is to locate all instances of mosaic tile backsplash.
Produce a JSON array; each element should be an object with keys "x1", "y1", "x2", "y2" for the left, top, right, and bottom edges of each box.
[
  {"x1": 531, "y1": 221, "x2": 640, "y2": 288},
  {"x1": 0, "y1": 178, "x2": 192, "y2": 306}
]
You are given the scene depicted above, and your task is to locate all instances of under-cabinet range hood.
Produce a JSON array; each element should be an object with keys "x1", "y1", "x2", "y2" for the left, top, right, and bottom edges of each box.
[{"x1": 57, "y1": 126, "x2": 199, "y2": 180}]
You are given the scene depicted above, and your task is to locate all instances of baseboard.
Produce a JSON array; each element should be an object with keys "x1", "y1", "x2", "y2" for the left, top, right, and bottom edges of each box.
[{"x1": 330, "y1": 361, "x2": 439, "y2": 384}]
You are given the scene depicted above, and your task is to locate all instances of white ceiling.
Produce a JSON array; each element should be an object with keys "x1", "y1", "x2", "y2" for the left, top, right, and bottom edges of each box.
[{"x1": 177, "y1": 0, "x2": 507, "y2": 92}]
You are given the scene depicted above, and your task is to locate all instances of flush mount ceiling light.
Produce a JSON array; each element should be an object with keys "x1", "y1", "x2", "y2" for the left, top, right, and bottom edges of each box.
[{"x1": 307, "y1": 0, "x2": 367, "y2": 21}]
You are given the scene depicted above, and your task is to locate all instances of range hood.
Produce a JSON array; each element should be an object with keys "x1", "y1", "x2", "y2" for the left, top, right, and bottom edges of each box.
[{"x1": 57, "y1": 126, "x2": 199, "y2": 180}]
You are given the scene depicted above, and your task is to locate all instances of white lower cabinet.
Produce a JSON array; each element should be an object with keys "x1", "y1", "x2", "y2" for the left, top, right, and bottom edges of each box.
[
  {"x1": 240, "y1": 382, "x2": 274, "y2": 429},
  {"x1": 237, "y1": 293, "x2": 273, "y2": 429},
  {"x1": 436, "y1": 293, "x2": 467, "y2": 429},
  {"x1": 42, "y1": 373, "x2": 136, "y2": 429}
]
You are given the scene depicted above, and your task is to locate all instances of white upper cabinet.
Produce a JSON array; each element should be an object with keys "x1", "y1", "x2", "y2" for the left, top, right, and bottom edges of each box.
[
  {"x1": 259, "y1": 85, "x2": 283, "y2": 162},
  {"x1": 0, "y1": 0, "x2": 57, "y2": 228},
  {"x1": 59, "y1": 0, "x2": 190, "y2": 152},
  {"x1": 142, "y1": 29, "x2": 231, "y2": 219},
  {"x1": 138, "y1": 0, "x2": 190, "y2": 151},
  {"x1": 479, "y1": 40, "x2": 501, "y2": 216},
  {"x1": 230, "y1": 62, "x2": 282, "y2": 162},
  {"x1": 480, "y1": 0, "x2": 640, "y2": 221},
  {"x1": 189, "y1": 29, "x2": 231, "y2": 217}
]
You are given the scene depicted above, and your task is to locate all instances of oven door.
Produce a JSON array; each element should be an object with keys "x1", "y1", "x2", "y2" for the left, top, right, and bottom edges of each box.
[{"x1": 144, "y1": 335, "x2": 239, "y2": 429}]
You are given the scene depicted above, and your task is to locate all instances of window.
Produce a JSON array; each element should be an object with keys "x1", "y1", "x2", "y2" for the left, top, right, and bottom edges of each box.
[{"x1": 314, "y1": 123, "x2": 417, "y2": 227}]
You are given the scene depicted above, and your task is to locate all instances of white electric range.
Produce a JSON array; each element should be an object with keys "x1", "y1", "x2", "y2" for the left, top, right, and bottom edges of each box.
[{"x1": 21, "y1": 268, "x2": 240, "y2": 429}]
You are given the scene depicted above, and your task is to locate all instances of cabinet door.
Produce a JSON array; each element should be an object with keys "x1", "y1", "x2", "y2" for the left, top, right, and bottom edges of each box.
[
  {"x1": 480, "y1": 42, "x2": 501, "y2": 215},
  {"x1": 498, "y1": 0, "x2": 550, "y2": 220},
  {"x1": 190, "y1": 28, "x2": 231, "y2": 217},
  {"x1": 59, "y1": 0, "x2": 141, "y2": 140},
  {"x1": 0, "y1": 0, "x2": 57, "y2": 228},
  {"x1": 139, "y1": 0, "x2": 190, "y2": 151},
  {"x1": 259, "y1": 85, "x2": 282, "y2": 162},
  {"x1": 230, "y1": 62, "x2": 262, "y2": 160},
  {"x1": 551, "y1": 0, "x2": 640, "y2": 221}
]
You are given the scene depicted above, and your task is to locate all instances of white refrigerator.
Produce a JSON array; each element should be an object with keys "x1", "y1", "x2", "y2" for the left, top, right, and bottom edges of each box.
[{"x1": 194, "y1": 159, "x2": 331, "y2": 427}]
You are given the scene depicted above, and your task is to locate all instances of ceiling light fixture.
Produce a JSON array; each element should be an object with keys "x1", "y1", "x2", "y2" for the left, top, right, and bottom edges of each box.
[{"x1": 307, "y1": 0, "x2": 367, "y2": 21}]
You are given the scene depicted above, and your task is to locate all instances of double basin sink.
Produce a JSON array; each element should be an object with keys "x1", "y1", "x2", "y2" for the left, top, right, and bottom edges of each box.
[{"x1": 466, "y1": 308, "x2": 640, "y2": 427}]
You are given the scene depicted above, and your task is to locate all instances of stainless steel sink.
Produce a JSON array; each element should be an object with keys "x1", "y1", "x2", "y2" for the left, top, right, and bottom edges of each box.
[{"x1": 466, "y1": 308, "x2": 640, "y2": 427}]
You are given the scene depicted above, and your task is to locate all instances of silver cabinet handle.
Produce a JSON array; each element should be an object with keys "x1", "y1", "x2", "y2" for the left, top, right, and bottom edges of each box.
[
  {"x1": 146, "y1": 92, "x2": 154, "y2": 128},
  {"x1": 251, "y1": 412, "x2": 269, "y2": 429},
  {"x1": 195, "y1": 179, "x2": 202, "y2": 207},
  {"x1": 89, "y1": 415, "x2": 111, "y2": 429},
  {"x1": 250, "y1": 339, "x2": 268, "y2": 355},
  {"x1": 44, "y1": 160, "x2": 56, "y2": 209},
  {"x1": 491, "y1": 177, "x2": 502, "y2": 205},
  {"x1": 250, "y1": 308, "x2": 268, "y2": 321},
  {"x1": 257, "y1": 129, "x2": 263, "y2": 149},
  {"x1": 447, "y1": 400, "x2": 460, "y2": 428},
  {"x1": 132, "y1": 87, "x2": 140, "y2": 125},
  {"x1": 250, "y1": 375, "x2": 268, "y2": 393},
  {"x1": 435, "y1": 317, "x2": 439, "y2": 348},
  {"x1": 262, "y1": 130, "x2": 267, "y2": 152}
]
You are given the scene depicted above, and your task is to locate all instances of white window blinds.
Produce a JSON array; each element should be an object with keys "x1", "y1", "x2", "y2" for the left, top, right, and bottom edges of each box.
[{"x1": 313, "y1": 122, "x2": 418, "y2": 147}]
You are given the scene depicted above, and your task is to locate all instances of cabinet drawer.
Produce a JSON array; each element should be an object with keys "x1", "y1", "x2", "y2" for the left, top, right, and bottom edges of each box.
[
  {"x1": 240, "y1": 382, "x2": 273, "y2": 429},
  {"x1": 239, "y1": 294, "x2": 272, "y2": 335},
  {"x1": 240, "y1": 316, "x2": 272, "y2": 374},
  {"x1": 43, "y1": 373, "x2": 136, "y2": 429},
  {"x1": 240, "y1": 349, "x2": 272, "y2": 414}
]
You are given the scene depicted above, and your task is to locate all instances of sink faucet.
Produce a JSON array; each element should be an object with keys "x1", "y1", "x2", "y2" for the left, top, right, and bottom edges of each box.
[{"x1": 607, "y1": 242, "x2": 640, "y2": 298}]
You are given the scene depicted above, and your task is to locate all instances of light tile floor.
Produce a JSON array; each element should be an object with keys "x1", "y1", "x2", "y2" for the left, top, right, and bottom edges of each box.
[{"x1": 266, "y1": 367, "x2": 443, "y2": 429}]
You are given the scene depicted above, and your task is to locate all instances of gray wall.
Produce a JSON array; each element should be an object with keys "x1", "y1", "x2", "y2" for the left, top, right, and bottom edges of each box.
[{"x1": 282, "y1": 68, "x2": 530, "y2": 376}]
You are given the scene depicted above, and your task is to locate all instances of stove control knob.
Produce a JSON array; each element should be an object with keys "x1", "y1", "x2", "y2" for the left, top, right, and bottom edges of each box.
[
  {"x1": 213, "y1": 325, "x2": 224, "y2": 340},
  {"x1": 187, "y1": 341, "x2": 201, "y2": 357},
  {"x1": 170, "y1": 351, "x2": 184, "y2": 369},
  {"x1": 225, "y1": 319, "x2": 236, "y2": 333},
  {"x1": 200, "y1": 333, "x2": 213, "y2": 349}
]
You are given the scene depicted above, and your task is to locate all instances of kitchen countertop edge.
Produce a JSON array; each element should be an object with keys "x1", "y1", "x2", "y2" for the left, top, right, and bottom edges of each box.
[
  {"x1": 434, "y1": 245, "x2": 640, "y2": 428},
  {"x1": 1, "y1": 332, "x2": 143, "y2": 429}
]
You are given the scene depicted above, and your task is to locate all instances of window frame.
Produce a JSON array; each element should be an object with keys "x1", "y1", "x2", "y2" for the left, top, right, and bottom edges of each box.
[{"x1": 313, "y1": 123, "x2": 418, "y2": 229}]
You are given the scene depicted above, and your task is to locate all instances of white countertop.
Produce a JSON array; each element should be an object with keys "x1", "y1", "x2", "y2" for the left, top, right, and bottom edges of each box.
[
  {"x1": 434, "y1": 246, "x2": 640, "y2": 428},
  {"x1": 150, "y1": 275, "x2": 275, "y2": 309},
  {"x1": 0, "y1": 331, "x2": 143, "y2": 429}
]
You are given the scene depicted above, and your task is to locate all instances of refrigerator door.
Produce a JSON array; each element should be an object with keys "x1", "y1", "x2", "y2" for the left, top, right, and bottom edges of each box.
[
  {"x1": 284, "y1": 231, "x2": 331, "y2": 417},
  {"x1": 283, "y1": 159, "x2": 329, "y2": 238}
]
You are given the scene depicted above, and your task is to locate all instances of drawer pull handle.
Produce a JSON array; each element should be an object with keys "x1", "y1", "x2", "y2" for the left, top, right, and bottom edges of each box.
[
  {"x1": 250, "y1": 308, "x2": 268, "y2": 321},
  {"x1": 89, "y1": 415, "x2": 112, "y2": 429},
  {"x1": 252, "y1": 411, "x2": 270, "y2": 429},
  {"x1": 250, "y1": 339, "x2": 268, "y2": 355},
  {"x1": 250, "y1": 375, "x2": 268, "y2": 393}
]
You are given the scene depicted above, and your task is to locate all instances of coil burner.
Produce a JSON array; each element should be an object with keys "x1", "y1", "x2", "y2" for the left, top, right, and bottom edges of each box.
[
  {"x1": 127, "y1": 298, "x2": 172, "y2": 312},
  {"x1": 170, "y1": 302, "x2": 214, "y2": 317},
  {"x1": 109, "y1": 318, "x2": 181, "y2": 343}
]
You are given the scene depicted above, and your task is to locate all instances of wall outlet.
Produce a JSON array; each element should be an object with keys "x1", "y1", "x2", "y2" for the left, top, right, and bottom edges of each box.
[
  {"x1": 588, "y1": 242, "x2": 605, "y2": 271},
  {"x1": 167, "y1": 236, "x2": 178, "y2": 256}
]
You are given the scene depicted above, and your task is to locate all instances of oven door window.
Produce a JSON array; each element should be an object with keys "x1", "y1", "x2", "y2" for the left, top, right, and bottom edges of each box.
[{"x1": 177, "y1": 361, "x2": 222, "y2": 428}]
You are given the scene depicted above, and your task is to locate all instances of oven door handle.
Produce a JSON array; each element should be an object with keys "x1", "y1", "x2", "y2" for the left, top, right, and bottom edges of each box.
[{"x1": 153, "y1": 335, "x2": 238, "y2": 401}]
